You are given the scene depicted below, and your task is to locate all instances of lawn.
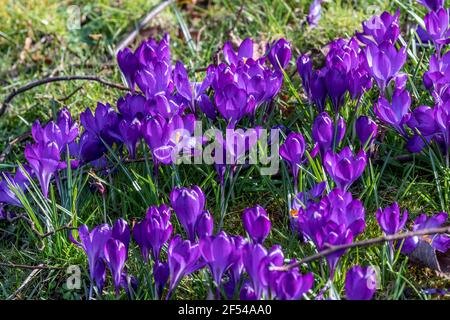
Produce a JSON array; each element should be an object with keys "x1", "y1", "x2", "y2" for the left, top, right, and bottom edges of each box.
[{"x1": 0, "y1": 0, "x2": 449, "y2": 300}]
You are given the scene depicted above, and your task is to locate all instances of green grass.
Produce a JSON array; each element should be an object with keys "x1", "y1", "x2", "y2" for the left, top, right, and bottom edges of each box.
[{"x1": 1, "y1": 0, "x2": 449, "y2": 300}]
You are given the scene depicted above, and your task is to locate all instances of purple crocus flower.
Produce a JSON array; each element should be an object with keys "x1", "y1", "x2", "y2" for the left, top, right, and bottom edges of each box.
[
  {"x1": 356, "y1": 115, "x2": 378, "y2": 147},
  {"x1": 195, "y1": 210, "x2": 214, "y2": 238},
  {"x1": 69, "y1": 224, "x2": 112, "y2": 292},
  {"x1": 223, "y1": 38, "x2": 254, "y2": 65},
  {"x1": 345, "y1": 266, "x2": 377, "y2": 300},
  {"x1": 324, "y1": 147, "x2": 367, "y2": 191},
  {"x1": 112, "y1": 218, "x2": 131, "y2": 251},
  {"x1": 199, "y1": 231, "x2": 240, "y2": 288},
  {"x1": 242, "y1": 205, "x2": 271, "y2": 244},
  {"x1": 324, "y1": 68, "x2": 348, "y2": 113},
  {"x1": 267, "y1": 38, "x2": 292, "y2": 71},
  {"x1": 117, "y1": 94, "x2": 147, "y2": 120},
  {"x1": 280, "y1": 132, "x2": 306, "y2": 189},
  {"x1": 406, "y1": 105, "x2": 440, "y2": 153},
  {"x1": 356, "y1": 10, "x2": 400, "y2": 46},
  {"x1": 24, "y1": 142, "x2": 65, "y2": 198},
  {"x1": 142, "y1": 114, "x2": 197, "y2": 166},
  {"x1": 170, "y1": 185, "x2": 205, "y2": 241},
  {"x1": 364, "y1": 42, "x2": 406, "y2": 93},
  {"x1": 376, "y1": 202, "x2": 408, "y2": 235},
  {"x1": 133, "y1": 204, "x2": 172, "y2": 262},
  {"x1": 418, "y1": 0, "x2": 444, "y2": 11},
  {"x1": 307, "y1": 0, "x2": 324, "y2": 28},
  {"x1": 80, "y1": 102, "x2": 121, "y2": 146},
  {"x1": 312, "y1": 112, "x2": 346, "y2": 157},
  {"x1": 32, "y1": 108, "x2": 79, "y2": 151},
  {"x1": 104, "y1": 239, "x2": 128, "y2": 295},
  {"x1": 297, "y1": 191, "x2": 357, "y2": 276},
  {"x1": 374, "y1": 89, "x2": 411, "y2": 136},
  {"x1": 167, "y1": 235, "x2": 201, "y2": 297},
  {"x1": 321, "y1": 188, "x2": 366, "y2": 236},
  {"x1": 423, "y1": 52, "x2": 450, "y2": 104},
  {"x1": 117, "y1": 48, "x2": 141, "y2": 92},
  {"x1": 118, "y1": 118, "x2": 141, "y2": 159},
  {"x1": 423, "y1": 8, "x2": 450, "y2": 52},
  {"x1": 402, "y1": 212, "x2": 450, "y2": 254},
  {"x1": 297, "y1": 54, "x2": 313, "y2": 97},
  {"x1": 318, "y1": 223, "x2": 354, "y2": 275},
  {"x1": 272, "y1": 269, "x2": 314, "y2": 300}
]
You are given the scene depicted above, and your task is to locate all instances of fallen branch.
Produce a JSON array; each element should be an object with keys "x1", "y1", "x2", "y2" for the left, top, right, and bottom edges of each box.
[
  {"x1": 115, "y1": 0, "x2": 175, "y2": 55},
  {"x1": 271, "y1": 226, "x2": 450, "y2": 271},
  {"x1": 7, "y1": 214, "x2": 75, "y2": 239},
  {"x1": 0, "y1": 75, "x2": 130, "y2": 117}
]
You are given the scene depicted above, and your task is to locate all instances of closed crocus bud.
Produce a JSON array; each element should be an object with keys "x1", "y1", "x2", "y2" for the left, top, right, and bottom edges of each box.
[
  {"x1": 117, "y1": 48, "x2": 140, "y2": 92},
  {"x1": 324, "y1": 147, "x2": 367, "y2": 191},
  {"x1": 268, "y1": 38, "x2": 292, "y2": 70},
  {"x1": 200, "y1": 231, "x2": 240, "y2": 287},
  {"x1": 280, "y1": 132, "x2": 306, "y2": 186},
  {"x1": 170, "y1": 185, "x2": 205, "y2": 241},
  {"x1": 345, "y1": 266, "x2": 377, "y2": 300},
  {"x1": 297, "y1": 54, "x2": 313, "y2": 97},
  {"x1": 104, "y1": 239, "x2": 128, "y2": 295},
  {"x1": 325, "y1": 68, "x2": 348, "y2": 113},
  {"x1": 355, "y1": 115, "x2": 378, "y2": 147},
  {"x1": 376, "y1": 202, "x2": 408, "y2": 235},
  {"x1": 312, "y1": 112, "x2": 346, "y2": 157},
  {"x1": 242, "y1": 205, "x2": 271, "y2": 244},
  {"x1": 196, "y1": 210, "x2": 214, "y2": 238}
]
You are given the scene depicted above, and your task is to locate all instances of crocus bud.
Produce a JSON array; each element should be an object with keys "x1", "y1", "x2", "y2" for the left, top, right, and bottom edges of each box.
[
  {"x1": 196, "y1": 210, "x2": 214, "y2": 238},
  {"x1": 104, "y1": 239, "x2": 128, "y2": 295},
  {"x1": 355, "y1": 115, "x2": 378, "y2": 146},
  {"x1": 280, "y1": 132, "x2": 306, "y2": 186},
  {"x1": 345, "y1": 266, "x2": 377, "y2": 300},
  {"x1": 312, "y1": 112, "x2": 346, "y2": 157},
  {"x1": 242, "y1": 205, "x2": 271, "y2": 244},
  {"x1": 170, "y1": 185, "x2": 205, "y2": 241},
  {"x1": 268, "y1": 38, "x2": 292, "y2": 71},
  {"x1": 297, "y1": 54, "x2": 313, "y2": 97}
]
